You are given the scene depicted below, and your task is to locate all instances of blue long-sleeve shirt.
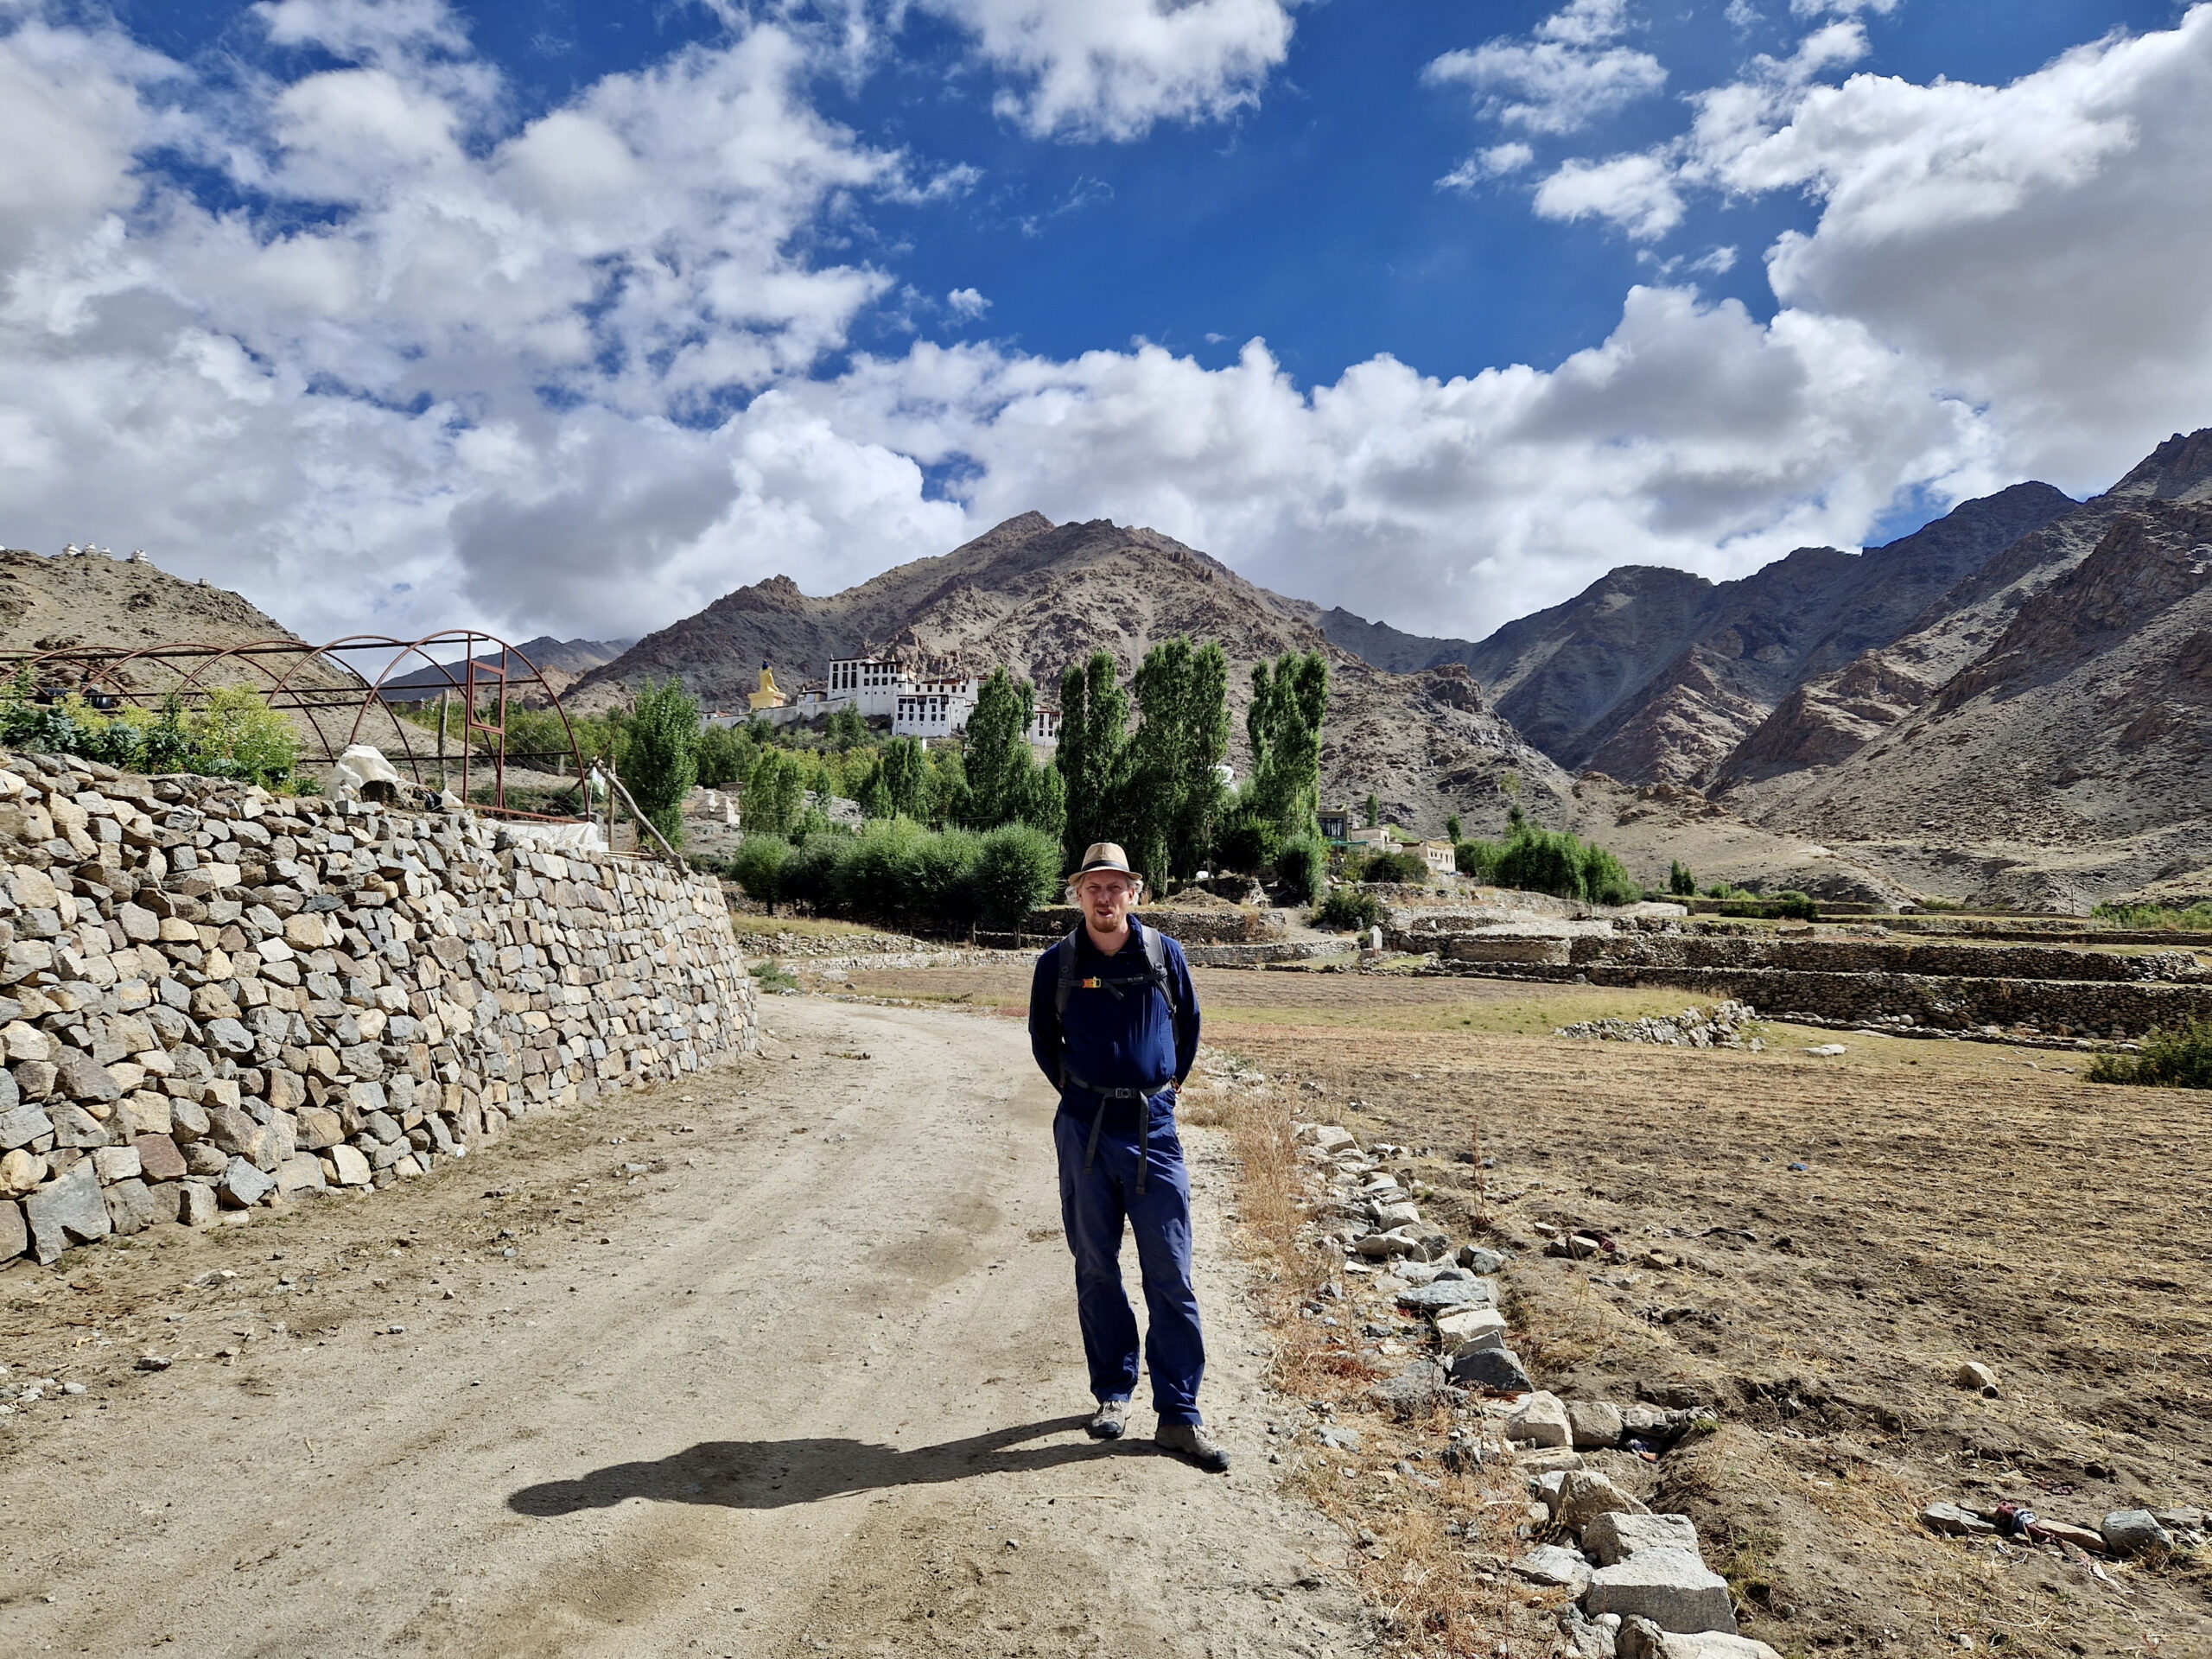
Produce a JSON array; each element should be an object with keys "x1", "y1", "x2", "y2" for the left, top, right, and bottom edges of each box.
[{"x1": 1028, "y1": 918, "x2": 1201, "y2": 1101}]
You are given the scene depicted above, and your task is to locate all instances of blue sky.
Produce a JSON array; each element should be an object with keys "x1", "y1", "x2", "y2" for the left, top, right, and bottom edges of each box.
[{"x1": 3, "y1": 0, "x2": 2209, "y2": 645}]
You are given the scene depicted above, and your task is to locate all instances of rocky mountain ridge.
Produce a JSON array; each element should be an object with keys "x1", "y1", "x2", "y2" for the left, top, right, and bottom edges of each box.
[
  {"x1": 572, "y1": 514, "x2": 1575, "y2": 836},
  {"x1": 1305, "y1": 480, "x2": 2079, "y2": 787}
]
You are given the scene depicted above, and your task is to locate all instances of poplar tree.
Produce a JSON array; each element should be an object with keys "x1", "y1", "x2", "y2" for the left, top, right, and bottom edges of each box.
[
  {"x1": 1246, "y1": 650, "x2": 1330, "y2": 842},
  {"x1": 961, "y1": 669, "x2": 1029, "y2": 829},
  {"x1": 880, "y1": 736, "x2": 927, "y2": 820},
  {"x1": 1123, "y1": 638, "x2": 1230, "y2": 887},
  {"x1": 625, "y1": 678, "x2": 701, "y2": 849},
  {"x1": 1054, "y1": 652, "x2": 1129, "y2": 866}
]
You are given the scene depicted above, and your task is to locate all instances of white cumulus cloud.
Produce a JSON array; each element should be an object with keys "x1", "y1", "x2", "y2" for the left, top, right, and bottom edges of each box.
[
  {"x1": 1425, "y1": 0, "x2": 1665, "y2": 136},
  {"x1": 918, "y1": 0, "x2": 1300, "y2": 141},
  {"x1": 3, "y1": 0, "x2": 2212, "y2": 658},
  {"x1": 1533, "y1": 151, "x2": 1684, "y2": 238}
]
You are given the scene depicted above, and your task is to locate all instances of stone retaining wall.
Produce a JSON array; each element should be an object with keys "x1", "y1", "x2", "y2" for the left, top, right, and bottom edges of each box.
[
  {"x1": 0, "y1": 755, "x2": 755, "y2": 1266},
  {"x1": 1021, "y1": 905, "x2": 1285, "y2": 945},
  {"x1": 1573, "y1": 934, "x2": 2202, "y2": 983},
  {"x1": 1428, "y1": 957, "x2": 2212, "y2": 1039}
]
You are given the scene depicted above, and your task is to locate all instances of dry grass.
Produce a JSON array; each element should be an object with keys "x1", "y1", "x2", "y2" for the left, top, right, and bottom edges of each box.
[{"x1": 1185, "y1": 1066, "x2": 1562, "y2": 1659}]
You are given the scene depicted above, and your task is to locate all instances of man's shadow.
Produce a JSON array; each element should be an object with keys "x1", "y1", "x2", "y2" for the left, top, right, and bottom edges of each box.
[{"x1": 508, "y1": 1416, "x2": 1141, "y2": 1515}]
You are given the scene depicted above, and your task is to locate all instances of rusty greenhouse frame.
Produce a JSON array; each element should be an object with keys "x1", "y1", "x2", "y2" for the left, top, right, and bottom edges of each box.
[{"x1": 0, "y1": 632, "x2": 594, "y2": 820}]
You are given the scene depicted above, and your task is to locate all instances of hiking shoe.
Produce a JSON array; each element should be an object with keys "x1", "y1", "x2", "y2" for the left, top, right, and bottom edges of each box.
[
  {"x1": 1155, "y1": 1422, "x2": 1230, "y2": 1473},
  {"x1": 1087, "y1": 1399, "x2": 1129, "y2": 1440}
]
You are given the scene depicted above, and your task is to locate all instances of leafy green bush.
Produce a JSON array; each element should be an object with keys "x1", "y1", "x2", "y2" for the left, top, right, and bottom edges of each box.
[
  {"x1": 1455, "y1": 838, "x2": 1501, "y2": 881},
  {"x1": 1273, "y1": 833, "x2": 1325, "y2": 903},
  {"x1": 0, "y1": 677, "x2": 302, "y2": 787},
  {"x1": 1313, "y1": 886, "x2": 1383, "y2": 933},
  {"x1": 1354, "y1": 849, "x2": 1428, "y2": 884},
  {"x1": 778, "y1": 833, "x2": 848, "y2": 915},
  {"x1": 727, "y1": 835, "x2": 792, "y2": 913},
  {"x1": 835, "y1": 818, "x2": 946, "y2": 929},
  {"x1": 2088, "y1": 1017, "x2": 2212, "y2": 1089},
  {"x1": 1213, "y1": 803, "x2": 1280, "y2": 874},
  {"x1": 2092, "y1": 901, "x2": 2212, "y2": 931},
  {"x1": 1669, "y1": 859, "x2": 1695, "y2": 896},
  {"x1": 1451, "y1": 822, "x2": 1639, "y2": 905},
  {"x1": 973, "y1": 823, "x2": 1064, "y2": 931},
  {"x1": 729, "y1": 820, "x2": 1056, "y2": 935},
  {"x1": 914, "y1": 827, "x2": 984, "y2": 933},
  {"x1": 1718, "y1": 890, "x2": 1818, "y2": 921}
]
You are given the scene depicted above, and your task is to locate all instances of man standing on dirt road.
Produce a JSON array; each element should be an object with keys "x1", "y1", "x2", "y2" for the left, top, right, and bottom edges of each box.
[{"x1": 1027, "y1": 842, "x2": 1228, "y2": 1473}]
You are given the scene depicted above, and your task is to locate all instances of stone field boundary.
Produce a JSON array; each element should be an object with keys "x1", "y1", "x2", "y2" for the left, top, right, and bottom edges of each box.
[{"x1": 0, "y1": 753, "x2": 755, "y2": 1267}]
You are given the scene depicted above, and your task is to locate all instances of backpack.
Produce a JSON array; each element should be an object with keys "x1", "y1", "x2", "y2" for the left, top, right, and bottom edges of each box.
[{"x1": 1054, "y1": 922, "x2": 1179, "y2": 1020}]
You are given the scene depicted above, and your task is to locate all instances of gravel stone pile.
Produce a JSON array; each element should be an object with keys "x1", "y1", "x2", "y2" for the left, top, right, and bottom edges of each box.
[
  {"x1": 1554, "y1": 1001, "x2": 1763, "y2": 1051},
  {"x1": 0, "y1": 753, "x2": 755, "y2": 1267}
]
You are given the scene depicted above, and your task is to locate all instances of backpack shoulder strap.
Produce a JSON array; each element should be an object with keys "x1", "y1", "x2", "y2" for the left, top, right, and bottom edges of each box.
[
  {"x1": 1054, "y1": 927, "x2": 1083, "y2": 1018},
  {"x1": 1140, "y1": 922, "x2": 1178, "y2": 1018}
]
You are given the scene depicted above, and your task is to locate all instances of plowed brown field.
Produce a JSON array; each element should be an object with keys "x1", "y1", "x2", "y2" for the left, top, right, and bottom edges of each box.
[{"x1": 846, "y1": 962, "x2": 2212, "y2": 1658}]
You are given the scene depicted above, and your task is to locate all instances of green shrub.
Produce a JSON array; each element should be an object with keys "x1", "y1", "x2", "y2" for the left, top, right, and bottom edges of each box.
[
  {"x1": 1455, "y1": 839, "x2": 1501, "y2": 882},
  {"x1": 1450, "y1": 822, "x2": 1640, "y2": 906},
  {"x1": 1669, "y1": 859, "x2": 1696, "y2": 897},
  {"x1": 778, "y1": 833, "x2": 847, "y2": 915},
  {"x1": 1214, "y1": 804, "x2": 1280, "y2": 874},
  {"x1": 1314, "y1": 886, "x2": 1382, "y2": 933},
  {"x1": 1718, "y1": 890, "x2": 1819, "y2": 921},
  {"x1": 914, "y1": 828, "x2": 984, "y2": 933},
  {"x1": 834, "y1": 818, "x2": 934, "y2": 928},
  {"x1": 2092, "y1": 901, "x2": 2212, "y2": 931},
  {"x1": 727, "y1": 835, "x2": 792, "y2": 914},
  {"x1": 1355, "y1": 849, "x2": 1429, "y2": 884},
  {"x1": 1273, "y1": 833, "x2": 1325, "y2": 903},
  {"x1": 2088, "y1": 1017, "x2": 2212, "y2": 1089},
  {"x1": 748, "y1": 958, "x2": 800, "y2": 994},
  {"x1": 973, "y1": 823, "x2": 1064, "y2": 931}
]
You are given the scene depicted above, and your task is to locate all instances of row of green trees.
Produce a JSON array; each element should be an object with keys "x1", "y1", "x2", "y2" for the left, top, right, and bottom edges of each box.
[
  {"x1": 726, "y1": 819, "x2": 1062, "y2": 934},
  {"x1": 1449, "y1": 809, "x2": 1641, "y2": 906},
  {"x1": 1057, "y1": 643, "x2": 1329, "y2": 891}
]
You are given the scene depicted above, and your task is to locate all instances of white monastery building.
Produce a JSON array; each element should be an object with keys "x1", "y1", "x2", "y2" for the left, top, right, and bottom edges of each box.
[{"x1": 822, "y1": 654, "x2": 1057, "y2": 748}]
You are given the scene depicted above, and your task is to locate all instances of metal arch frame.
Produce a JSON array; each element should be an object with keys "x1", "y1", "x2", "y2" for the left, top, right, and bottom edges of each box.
[{"x1": 0, "y1": 632, "x2": 592, "y2": 818}]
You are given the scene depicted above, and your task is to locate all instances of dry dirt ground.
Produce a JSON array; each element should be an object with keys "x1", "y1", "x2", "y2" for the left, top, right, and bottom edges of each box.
[
  {"x1": 0, "y1": 996, "x2": 1376, "y2": 1659},
  {"x1": 848, "y1": 963, "x2": 2212, "y2": 1659}
]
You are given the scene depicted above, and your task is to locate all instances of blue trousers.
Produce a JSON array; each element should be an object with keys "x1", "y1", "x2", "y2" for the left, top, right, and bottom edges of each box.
[{"x1": 1054, "y1": 1093, "x2": 1207, "y2": 1426}]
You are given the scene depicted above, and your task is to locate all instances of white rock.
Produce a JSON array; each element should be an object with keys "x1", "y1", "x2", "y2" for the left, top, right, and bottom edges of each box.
[
  {"x1": 1514, "y1": 1544, "x2": 1592, "y2": 1596},
  {"x1": 1583, "y1": 1550, "x2": 1738, "y2": 1635},
  {"x1": 1585, "y1": 1511, "x2": 1702, "y2": 1566},
  {"x1": 1507, "y1": 1391, "x2": 1573, "y2": 1447},
  {"x1": 1434, "y1": 1306, "x2": 1508, "y2": 1346}
]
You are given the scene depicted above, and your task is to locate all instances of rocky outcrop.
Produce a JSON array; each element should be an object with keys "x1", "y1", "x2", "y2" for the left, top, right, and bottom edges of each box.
[{"x1": 0, "y1": 754, "x2": 755, "y2": 1267}]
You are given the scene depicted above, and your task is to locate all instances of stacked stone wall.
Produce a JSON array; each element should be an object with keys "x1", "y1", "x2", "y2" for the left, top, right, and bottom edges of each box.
[
  {"x1": 1573, "y1": 934, "x2": 2202, "y2": 982},
  {"x1": 1427, "y1": 957, "x2": 2212, "y2": 1039},
  {"x1": 0, "y1": 755, "x2": 755, "y2": 1266}
]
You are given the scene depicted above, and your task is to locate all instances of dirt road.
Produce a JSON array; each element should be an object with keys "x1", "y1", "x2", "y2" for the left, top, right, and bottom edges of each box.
[{"x1": 0, "y1": 997, "x2": 1371, "y2": 1659}]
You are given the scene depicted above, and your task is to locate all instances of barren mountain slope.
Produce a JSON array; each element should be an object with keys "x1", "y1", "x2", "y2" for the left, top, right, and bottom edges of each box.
[
  {"x1": 1726, "y1": 493, "x2": 2212, "y2": 908},
  {"x1": 575, "y1": 514, "x2": 1574, "y2": 835},
  {"x1": 1306, "y1": 483, "x2": 2075, "y2": 787},
  {"x1": 379, "y1": 635, "x2": 633, "y2": 701},
  {"x1": 0, "y1": 547, "x2": 304, "y2": 660},
  {"x1": 1715, "y1": 429, "x2": 2212, "y2": 793}
]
